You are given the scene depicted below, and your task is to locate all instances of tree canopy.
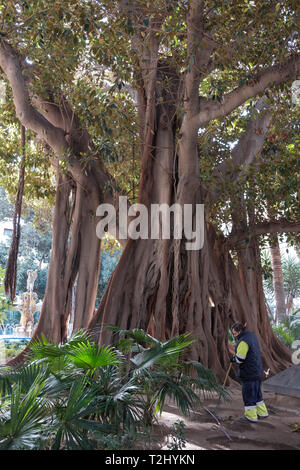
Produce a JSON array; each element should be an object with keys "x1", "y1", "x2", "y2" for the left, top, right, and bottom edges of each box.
[
  {"x1": 0, "y1": 0, "x2": 299, "y2": 376},
  {"x1": 0, "y1": 0, "x2": 299, "y2": 228}
]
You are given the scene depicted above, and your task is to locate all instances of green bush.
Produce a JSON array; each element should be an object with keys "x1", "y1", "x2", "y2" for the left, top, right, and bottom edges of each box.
[
  {"x1": 0, "y1": 339, "x2": 30, "y2": 362},
  {"x1": 167, "y1": 420, "x2": 186, "y2": 450},
  {"x1": 272, "y1": 309, "x2": 300, "y2": 347}
]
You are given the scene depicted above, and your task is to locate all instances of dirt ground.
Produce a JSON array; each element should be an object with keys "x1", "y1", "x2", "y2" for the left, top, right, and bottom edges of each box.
[{"x1": 153, "y1": 385, "x2": 300, "y2": 450}]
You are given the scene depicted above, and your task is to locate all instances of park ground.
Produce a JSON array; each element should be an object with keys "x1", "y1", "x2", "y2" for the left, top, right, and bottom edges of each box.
[{"x1": 154, "y1": 386, "x2": 300, "y2": 450}]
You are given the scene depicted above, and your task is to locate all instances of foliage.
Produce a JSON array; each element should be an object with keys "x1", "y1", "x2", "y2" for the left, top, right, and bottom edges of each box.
[
  {"x1": 167, "y1": 419, "x2": 186, "y2": 451},
  {"x1": 0, "y1": 265, "x2": 14, "y2": 324},
  {"x1": 0, "y1": 187, "x2": 15, "y2": 220},
  {"x1": 0, "y1": 311, "x2": 21, "y2": 332},
  {"x1": 273, "y1": 323, "x2": 296, "y2": 348},
  {"x1": 0, "y1": 0, "x2": 298, "y2": 231},
  {"x1": 0, "y1": 328, "x2": 228, "y2": 450},
  {"x1": 262, "y1": 250, "x2": 300, "y2": 311},
  {"x1": 282, "y1": 257, "x2": 300, "y2": 303},
  {"x1": 108, "y1": 326, "x2": 228, "y2": 425},
  {"x1": 96, "y1": 235, "x2": 122, "y2": 305},
  {"x1": 0, "y1": 339, "x2": 29, "y2": 363},
  {"x1": 272, "y1": 309, "x2": 300, "y2": 347}
]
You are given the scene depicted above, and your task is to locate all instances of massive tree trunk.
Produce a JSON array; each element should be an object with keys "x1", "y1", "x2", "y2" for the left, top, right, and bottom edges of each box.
[
  {"x1": 269, "y1": 237, "x2": 286, "y2": 323},
  {"x1": 89, "y1": 60, "x2": 179, "y2": 346},
  {"x1": 88, "y1": 64, "x2": 291, "y2": 381},
  {"x1": 91, "y1": 218, "x2": 291, "y2": 381},
  {"x1": 88, "y1": 2, "x2": 295, "y2": 378},
  {"x1": 90, "y1": 12, "x2": 292, "y2": 381}
]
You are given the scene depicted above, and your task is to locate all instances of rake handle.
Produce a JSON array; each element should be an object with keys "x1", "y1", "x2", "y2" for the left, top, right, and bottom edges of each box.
[{"x1": 222, "y1": 362, "x2": 232, "y2": 387}]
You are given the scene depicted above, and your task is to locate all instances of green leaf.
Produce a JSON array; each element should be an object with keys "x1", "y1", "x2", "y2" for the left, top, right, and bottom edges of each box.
[{"x1": 67, "y1": 342, "x2": 120, "y2": 371}]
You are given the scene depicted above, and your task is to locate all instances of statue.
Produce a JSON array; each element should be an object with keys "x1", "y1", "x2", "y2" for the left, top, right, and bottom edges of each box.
[
  {"x1": 16, "y1": 270, "x2": 39, "y2": 337},
  {"x1": 17, "y1": 292, "x2": 38, "y2": 335},
  {"x1": 27, "y1": 269, "x2": 37, "y2": 292}
]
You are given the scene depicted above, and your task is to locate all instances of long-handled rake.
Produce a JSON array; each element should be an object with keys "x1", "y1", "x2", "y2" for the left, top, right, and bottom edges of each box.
[
  {"x1": 222, "y1": 362, "x2": 232, "y2": 388},
  {"x1": 203, "y1": 405, "x2": 233, "y2": 441},
  {"x1": 201, "y1": 362, "x2": 234, "y2": 442},
  {"x1": 215, "y1": 362, "x2": 232, "y2": 412}
]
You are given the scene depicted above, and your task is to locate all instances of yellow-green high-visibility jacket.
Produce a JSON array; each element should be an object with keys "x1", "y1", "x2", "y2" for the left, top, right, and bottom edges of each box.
[{"x1": 234, "y1": 330, "x2": 264, "y2": 382}]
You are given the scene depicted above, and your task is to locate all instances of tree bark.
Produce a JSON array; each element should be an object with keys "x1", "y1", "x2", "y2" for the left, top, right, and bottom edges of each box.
[
  {"x1": 34, "y1": 168, "x2": 74, "y2": 343},
  {"x1": 270, "y1": 237, "x2": 286, "y2": 323}
]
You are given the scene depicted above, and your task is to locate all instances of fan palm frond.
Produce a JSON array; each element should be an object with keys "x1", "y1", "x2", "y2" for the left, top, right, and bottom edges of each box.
[
  {"x1": 66, "y1": 342, "x2": 121, "y2": 372},
  {"x1": 0, "y1": 360, "x2": 50, "y2": 398},
  {"x1": 131, "y1": 333, "x2": 194, "y2": 372},
  {"x1": 0, "y1": 375, "x2": 51, "y2": 450},
  {"x1": 184, "y1": 361, "x2": 230, "y2": 400},
  {"x1": 51, "y1": 376, "x2": 113, "y2": 450}
]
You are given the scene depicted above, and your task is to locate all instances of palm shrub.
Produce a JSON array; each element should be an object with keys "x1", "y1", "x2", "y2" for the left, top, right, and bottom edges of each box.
[
  {"x1": 0, "y1": 359, "x2": 115, "y2": 449},
  {"x1": 29, "y1": 332, "x2": 145, "y2": 437},
  {"x1": 0, "y1": 332, "x2": 125, "y2": 450},
  {"x1": 0, "y1": 375, "x2": 51, "y2": 450},
  {"x1": 107, "y1": 326, "x2": 228, "y2": 425},
  {"x1": 49, "y1": 376, "x2": 114, "y2": 450},
  {"x1": 0, "y1": 328, "x2": 228, "y2": 449}
]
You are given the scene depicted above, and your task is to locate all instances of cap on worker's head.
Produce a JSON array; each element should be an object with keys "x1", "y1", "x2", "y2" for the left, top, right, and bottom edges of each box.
[{"x1": 231, "y1": 322, "x2": 245, "y2": 333}]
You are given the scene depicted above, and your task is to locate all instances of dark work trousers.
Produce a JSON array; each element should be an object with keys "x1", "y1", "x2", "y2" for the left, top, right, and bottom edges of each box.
[{"x1": 241, "y1": 379, "x2": 263, "y2": 407}]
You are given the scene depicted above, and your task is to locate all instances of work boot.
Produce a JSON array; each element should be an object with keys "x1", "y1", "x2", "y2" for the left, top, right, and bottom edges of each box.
[
  {"x1": 234, "y1": 416, "x2": 257, "y2": 424},
  {"x1": 256, "y1": 401, "x2": 269, "y2": 418},
  {"x1": 244, "y1": 406, "x2": 258, "y2": 422}
]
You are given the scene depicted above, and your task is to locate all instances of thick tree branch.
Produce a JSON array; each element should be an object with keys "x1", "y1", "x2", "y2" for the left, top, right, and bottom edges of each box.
[
  {"x1": 196, "y1": 54, "x2": 300, "y2": 127},
  {"x1": 32, "y1": 95, "x2": 76, "y2": 133},
  {"x1": 177, "y1": 0, "x2": 208, "y2": 181},
  {"x1": 213, "y1": 98, "x2": 272, "y2": 179},
  {"x1": 185, "y1": 0, "x2": 207, "y2": 116},
  {"x1": 0, "y1": 40, "x2": 67, "y2": 155},
  {"x1": 228, "y1": 220, "x2": 300, "y2": 247},
  {"x1": 204, "y1": 98, "x2": 272, "y2": 206},
  {"x1": 177, "y1": 3, "x2": 215, "y2": 135}
]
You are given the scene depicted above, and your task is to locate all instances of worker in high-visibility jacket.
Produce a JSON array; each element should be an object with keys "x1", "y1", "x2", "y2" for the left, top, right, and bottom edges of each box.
[{"x1": 231, "y1": 322, "x2": 269, "y2": 423}]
